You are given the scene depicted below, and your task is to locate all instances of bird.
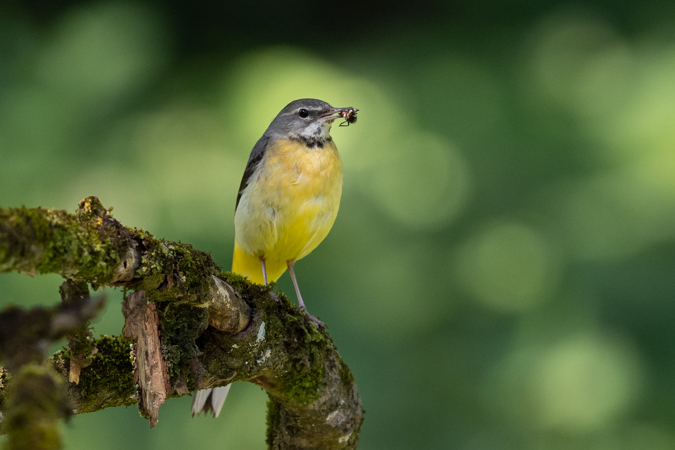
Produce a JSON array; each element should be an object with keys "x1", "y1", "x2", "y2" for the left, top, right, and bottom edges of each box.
[{"x1": 192, "y1": 98, "x2": 357, "y2": 417}]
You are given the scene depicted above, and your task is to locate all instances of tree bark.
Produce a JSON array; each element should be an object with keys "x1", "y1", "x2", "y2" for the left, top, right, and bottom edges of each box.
[{"x1": 0, "y1": 197, "x2": 364, "y2": 449}]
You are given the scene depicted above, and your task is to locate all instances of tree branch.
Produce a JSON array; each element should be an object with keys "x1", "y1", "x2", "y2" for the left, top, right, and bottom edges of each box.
[{"x1": 0, "y1": 197, "x2": 364, "y2": 449}]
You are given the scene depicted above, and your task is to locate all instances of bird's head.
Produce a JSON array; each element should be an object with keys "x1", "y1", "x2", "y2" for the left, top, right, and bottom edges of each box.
[{"x1": 267, "y1": 98, "x2": 357, "y2": 144}]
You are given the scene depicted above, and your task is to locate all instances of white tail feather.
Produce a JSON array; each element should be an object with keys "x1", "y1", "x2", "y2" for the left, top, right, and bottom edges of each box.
[
  {"x1": 191, "y1": 385, "x2": 231, "y2": 418},
  {"x1": 191, "y1": 389, "x2": 211, "y2": 416}
]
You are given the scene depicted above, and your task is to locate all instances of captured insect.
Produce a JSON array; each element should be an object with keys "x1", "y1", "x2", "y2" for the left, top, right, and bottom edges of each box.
[{"x1": 339, "y1": 108, "x2": 358, "y2": 127}]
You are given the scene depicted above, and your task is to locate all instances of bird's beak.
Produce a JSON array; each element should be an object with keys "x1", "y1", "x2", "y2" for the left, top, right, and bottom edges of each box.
[{"x1": 319, "y1": 107, "x2": 358, "y2": 121}]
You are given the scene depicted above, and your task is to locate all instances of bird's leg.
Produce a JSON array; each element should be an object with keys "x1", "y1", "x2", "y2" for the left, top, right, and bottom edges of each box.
[
  {"x1": 287, "y1": 260, "x2": 325, "y2": 328},
  {"x1": 260, "y1": 257, "x2": 268, "y2": 285},
  {"x1": 287, "y1": 261, "x2": 305, "y2": 309}
]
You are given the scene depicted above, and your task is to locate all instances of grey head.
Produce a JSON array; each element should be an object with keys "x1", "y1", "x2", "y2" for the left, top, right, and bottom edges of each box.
[{"x1": 264, "y1": 98, "x2": 355, "y2": 145}]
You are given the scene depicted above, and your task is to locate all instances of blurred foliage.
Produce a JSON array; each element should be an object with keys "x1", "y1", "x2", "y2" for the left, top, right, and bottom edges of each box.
[{"x1": 2, "y1": 0, "x2": 675, "y2": 449}]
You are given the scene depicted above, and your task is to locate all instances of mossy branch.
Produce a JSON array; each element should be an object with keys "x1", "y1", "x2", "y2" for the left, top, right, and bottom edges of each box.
[{"x1": 0, "y1": 197, "x2": 364, "y2": 449}]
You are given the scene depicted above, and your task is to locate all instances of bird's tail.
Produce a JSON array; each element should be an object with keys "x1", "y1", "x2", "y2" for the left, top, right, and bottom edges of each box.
[{"x1": 191, "y1": 385, "x2": 231, "y2": 418}]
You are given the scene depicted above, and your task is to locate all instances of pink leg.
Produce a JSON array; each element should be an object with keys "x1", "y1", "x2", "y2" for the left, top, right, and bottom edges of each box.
[
  {"x1": 287, "y1": 261, "x2": 325, "y2": 328},
  {"x1": 260, "y1": 257, "x2": 268, "y2": 285}
]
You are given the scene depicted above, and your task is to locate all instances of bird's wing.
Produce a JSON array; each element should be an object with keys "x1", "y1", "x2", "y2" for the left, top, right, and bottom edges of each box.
[{"x1": 235, "y1": 135, "x2": 270, "y2": 211}]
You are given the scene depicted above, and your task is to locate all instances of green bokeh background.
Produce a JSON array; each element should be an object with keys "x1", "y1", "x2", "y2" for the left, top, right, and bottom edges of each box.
[{"x1": 2, "y1": 1, "x2": 675, "y2": 449}]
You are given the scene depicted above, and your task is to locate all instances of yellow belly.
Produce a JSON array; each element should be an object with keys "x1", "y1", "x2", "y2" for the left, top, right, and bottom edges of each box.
[{"x1": 232, "y1": 139, "x2": 343, "y2": 284}]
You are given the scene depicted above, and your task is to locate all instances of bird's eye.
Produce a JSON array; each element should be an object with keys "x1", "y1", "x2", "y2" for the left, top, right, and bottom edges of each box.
[{"x1": 298, "y1": 108, "x2": 309, "y2": 118}]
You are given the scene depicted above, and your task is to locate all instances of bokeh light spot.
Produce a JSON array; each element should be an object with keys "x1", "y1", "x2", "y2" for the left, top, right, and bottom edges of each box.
[
  {"x1": 532, "y1": 333, "x2": 643, "y2": 433},
  {"x1": 454, "y1": 222, "x2": 558, "y2": 311},
  {"x1": 221, "y1": 47, "x2": 365, "y2": 147},
  {"x1": 528, "y1": 11, "x2": 634, "y2": 118},
  {"x1": 36, "y1": 3, "x2": 166, "y2": 103},
  {"x1": 338, "y1": 242, "x2": 444, "y2": 339},
  {"x1": 541, "y1": 172, "x2": 675, "y2": 261},
  {"x1": 365, "y1": 132, "x2": 470, "y2": 230}
]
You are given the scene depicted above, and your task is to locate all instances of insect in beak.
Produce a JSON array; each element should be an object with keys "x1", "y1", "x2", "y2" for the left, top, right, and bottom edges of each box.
[
  {"x1": 339, "y1": 108, "x2": 358, "y2": 127},
  {"x1": 319, "y1": 107, "x2": 358, "y2": 125}
]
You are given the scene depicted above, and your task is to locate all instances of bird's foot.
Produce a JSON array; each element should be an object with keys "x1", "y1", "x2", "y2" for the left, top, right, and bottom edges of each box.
[{"x1": 299, "y1": 307, "x2": 325, "y2": 328}]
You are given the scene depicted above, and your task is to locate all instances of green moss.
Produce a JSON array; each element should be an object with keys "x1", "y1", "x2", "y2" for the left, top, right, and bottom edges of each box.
[
  {"x1": 224, "y1": 272, "x2": 277, "y2": 303},
  {"x1": 255, "y1": 293, "x2": 330, "y2": 406},
  {"x1": 284, "y1": 323, "x2": 330, "y2": 403},
  {"x1": 130, "y1": 234, "x2": 222, "y2": 307},
  {"x1": 197, "y1": 271, "x2": 331, "y2": 406},
  {"x1": 2, "y1": 364, "x2": 67, "y2": 450},
  {"x1": 222, "y1": 271, "x2": 253, "y2": 291},
  {"x1": 0, "y1": 367, "x2": 8, "y2": 409},
  {"x1": 338, "y1": 357, "x2": 355, "y2": 387},
  {"x1": 158, "y1": 302, "x2": 208, "y2": 382},
  {"x1": 278, "y1": 332, "x2": 326, "y2": 405},
  {"x1": 0, "y1": 199, "x2": 132, "y2": 284},
  {"x1": 36, "y1": 209, "x2": 117, "y2": 282},
  {"x1": 265, "y1": 396, "x2": 281, "y2": 448},
  {"x1": 219, "y1": 277, "x2": 330, "y2": 406},
  {"x1": 280, "y1": 362, "x2": 324, "y2": 405},
  {"x1": 65, "y1": 335, "x2": 136, "y2": 413},
  {"x1": 59, "y1": 281, "x2": 98, "y2": 372}
]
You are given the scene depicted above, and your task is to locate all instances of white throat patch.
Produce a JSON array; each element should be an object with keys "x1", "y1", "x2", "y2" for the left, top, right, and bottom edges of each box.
[{"x1": 298, "y1": 120, "x2": 333, "y2": 141}]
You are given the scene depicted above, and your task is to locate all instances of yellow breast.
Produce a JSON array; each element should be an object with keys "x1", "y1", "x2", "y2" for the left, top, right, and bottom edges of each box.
[{"x1": 233, "y1": 138, "x2": 343, "y2": 282}]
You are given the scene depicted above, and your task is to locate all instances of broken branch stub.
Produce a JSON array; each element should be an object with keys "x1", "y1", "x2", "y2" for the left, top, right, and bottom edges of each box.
[
  {"x1": 206, "y1": 275, "x2": 251, "y2": 333},
  {"x1": 122, "y1": 291, "x2": 170, "y2": 428},
  {"x1": 111, "y1": 243, "x2": 140, "y2": 284}
]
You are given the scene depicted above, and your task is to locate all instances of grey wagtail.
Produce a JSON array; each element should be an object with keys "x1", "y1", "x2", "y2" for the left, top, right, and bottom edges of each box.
[{"x1": 192, "y1": 98, "x2": 357, "y2": 417}]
